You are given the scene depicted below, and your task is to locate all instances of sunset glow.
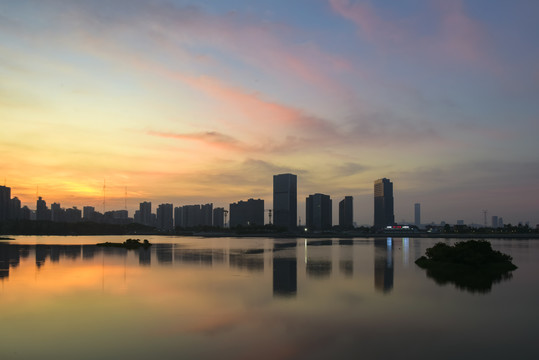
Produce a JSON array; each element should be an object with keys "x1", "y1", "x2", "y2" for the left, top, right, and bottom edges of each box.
[{"x1": 1, "y1": 0, "x2": 538, "y2": 225}]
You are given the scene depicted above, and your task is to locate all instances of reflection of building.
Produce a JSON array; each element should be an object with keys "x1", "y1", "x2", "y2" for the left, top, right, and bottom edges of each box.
[
  {"x1": 374, "y1": 239, "x2": 394, "y2": 293},
  {"x1": 229, "y1": 199, "x2": 264, "y2": 227},
  {"x1": 155, "y1": 244, "x2": 173, "y2": 264},
  {"x1": 273, "y1": 257, "x2": 297, "y2": 296},
  {"x1": 273, "y1": 173, "x2": 297, "y2": 230},
  {"x1": 374, "y1": 178, "x2": 394, "y2": 228},
  {"x1": 306, "y1": 193, "x2": 332, "y2": 230},
  {"x1": 139, "y1": 247, "x2": 151, "y2": 266},
  {"x1": 338, "y1": 196, "x2": 353, "y2": 228}
]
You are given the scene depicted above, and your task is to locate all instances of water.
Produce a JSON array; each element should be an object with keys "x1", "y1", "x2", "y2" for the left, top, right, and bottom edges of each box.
[{"x1": 0, "y1": 236, "x2": 538, "y2": 359}]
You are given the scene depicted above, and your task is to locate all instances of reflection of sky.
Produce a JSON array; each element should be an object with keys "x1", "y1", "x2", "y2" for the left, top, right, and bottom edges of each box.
[
  {"x1": 0, "y1": 237, "x2": 538, "y2": 359},
  {"x1": 1, "y1": 1, "x2": 538, "y2": 225}
]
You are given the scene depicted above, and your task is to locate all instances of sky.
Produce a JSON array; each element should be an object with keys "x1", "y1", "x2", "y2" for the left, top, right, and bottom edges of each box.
[{"x1": 1, "y1": 0, "x2": 538, "y2": 226}]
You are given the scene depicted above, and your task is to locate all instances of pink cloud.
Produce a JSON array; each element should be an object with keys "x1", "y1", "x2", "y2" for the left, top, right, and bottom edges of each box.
[{"x1": 329, "y1": 0, "x2": 493, "y2": 68}]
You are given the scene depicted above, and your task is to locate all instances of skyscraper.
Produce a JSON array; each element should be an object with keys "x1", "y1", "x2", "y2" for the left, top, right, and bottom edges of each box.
[
  {"x1": 36, "y1": 196, "x2": 51, "y2": 221},
  {"x1": 0, "y1": 186, "x2": 11, "y2": 222},
  {"x1": 139, "y1": 201, "x2": 152, "y2": 226},
  {"x1": 374, "y1": 178, "x2": 394, "y2": 228},
  {"x1": 338, "y1": 196, "x2": 353, "y2": 228},
  {"x1": 273, "y1": 173, "x2": 297, "y2": 230},
  {"x1": 306, "y1": 193, "x2": 332, "y2": 230},
  {"x1": 157, "y1": 203, "x2": 174, "y2": 231},
  {"x1": 414, "y1": 203, "x2": 421, "y2": 227}
]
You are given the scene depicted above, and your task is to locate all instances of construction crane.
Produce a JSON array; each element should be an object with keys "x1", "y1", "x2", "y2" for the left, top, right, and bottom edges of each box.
[
  {"x1": 265, "y1": 209, "x2": 272, "y2": 225},
  {"x1": 224, "y1": 209, "x2": 229, "y2": 228}
]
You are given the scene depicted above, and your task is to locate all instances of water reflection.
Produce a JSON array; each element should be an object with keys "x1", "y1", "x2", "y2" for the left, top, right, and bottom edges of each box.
[
  {"x1": 374, "y1": 238, "x2": 394, "y2": 293},
  {"x1": 0, "y1": 238, "x2": 515, "y2": 296}
]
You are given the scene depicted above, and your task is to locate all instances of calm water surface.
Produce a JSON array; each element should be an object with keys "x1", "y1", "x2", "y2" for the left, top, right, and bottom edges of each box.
[{"x1": 0, "y1": 236, "x2": 538, "y2": 359}]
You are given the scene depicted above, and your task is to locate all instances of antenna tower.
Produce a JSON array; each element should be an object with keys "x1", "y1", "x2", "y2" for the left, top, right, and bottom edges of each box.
[
  {"x1": 124, "y1": 187, "x2": 127, "y2": 211},
  {"x1": 103, "y1": 179, "x2": 106, "y2": 213}
]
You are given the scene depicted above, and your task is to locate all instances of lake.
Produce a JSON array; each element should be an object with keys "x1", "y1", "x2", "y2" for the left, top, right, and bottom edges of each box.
[{"x1": 0, "y1": 236, "x2": 538, "y2": 359}]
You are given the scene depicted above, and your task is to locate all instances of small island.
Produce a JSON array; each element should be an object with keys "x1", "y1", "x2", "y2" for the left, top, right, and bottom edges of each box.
[
  {"x1": 0, "y1": 237, "x2": 15, "y2": 240},
  {"x1": 415, "y1": 240, "x2": 517, "y2": 293},
  {"x1": 96, "y1": 238, "x2": 152, "y2": 249}
]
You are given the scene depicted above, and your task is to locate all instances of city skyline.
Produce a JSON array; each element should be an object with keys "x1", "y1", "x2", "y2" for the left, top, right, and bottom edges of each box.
[
  {"x1": 0, "y1": 179, "x2": 530, "y2": 228},
  {"x1": 1, "y1": 1, "x2": 538, "y2": 226}
]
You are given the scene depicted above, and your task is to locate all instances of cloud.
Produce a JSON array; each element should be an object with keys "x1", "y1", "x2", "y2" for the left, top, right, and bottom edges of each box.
[{"x1": 328, "y1": 0, "x2": 493, "y2": 68}]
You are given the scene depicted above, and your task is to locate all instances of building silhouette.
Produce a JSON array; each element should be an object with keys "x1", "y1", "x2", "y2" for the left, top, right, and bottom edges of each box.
[
  {"x1": 414, "y1": 203, "x2": 421, "y2": 227},
  {"x1": 157, "y1": 203, "x2": 174, "y2": 231},
  {"x1": 36, "y1": 196, "x2": 51, "y2": 221},
  {"x1": 83, "y1": 206, "x2": 95, "y2": 221},
  {"x1": 0, "y1": 186, "x2": 10, "y2": 222},
  {"x1": 338, "y1": 196, "x2": 353, "y2": 228},
  {"x1": 273, "y1": 173, "x2": 297, "y2": 230},
  {"x1": 213, "y1": 207, "x2": 225, "y2": 228},
  {"x1": 9, "y1": 196, "x2": 21, "y2": 220},
  {"x1": 201, "y1": 204, "x2": 213, "y2": 226},
  {"x1": 229, "y1": 198, "x2": 264, "y2": 227},
  {"x1": 374, "y1": 178, "x2": 394, "y2": 228},
  {"x1": 306, "y1": 193, "x2": 332, "y2": 230},
  {"x1": 139, "y1": 201, "x2": 152, "y2": 227},
  {"x1": 174, "y1": 204, "x2": 213, "y2": 228}
]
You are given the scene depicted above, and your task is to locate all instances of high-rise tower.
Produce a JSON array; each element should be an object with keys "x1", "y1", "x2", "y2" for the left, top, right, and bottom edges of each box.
[
  {"x1": 273, "y1": 174, "x2": 297, "y2": 230},
  {"x1": 414, "y1": 203, "x2": 421, "y2": 227},
  {"x1": 374, "y1": 178, "x2": 394, "y2": 228},
  {"x1": 306, "y1": 193, "x2": 332, "y2": 230},
  {"x1": 339, "y1": 196, "x2": 353, "y2": 228}
]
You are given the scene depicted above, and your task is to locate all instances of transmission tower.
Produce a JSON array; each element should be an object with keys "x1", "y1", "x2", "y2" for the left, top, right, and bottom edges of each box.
[{"x1": 103, "y1": 179, "x2": 106, "y2": 213}]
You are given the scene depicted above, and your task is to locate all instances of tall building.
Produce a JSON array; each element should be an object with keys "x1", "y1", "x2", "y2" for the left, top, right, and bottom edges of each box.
[
  {"x1": 273, "y1": 173, "x2": 297, "y2": 229},
  {"x1": 139, "y1": 201, "x2": 152, "y2": 226},
  {"x1": 492, "y1": 216, "x2": 499, "y2": 228},
  {"x1": 36, "y1": 197, "x2": 51, "y2": 221},
  {"x1": 414, "y1": 203, "x2": 421, "y2": 227},
  {"x1": 83, "y1": 206, "x2": 95, "y2": 222},
  {"x1": 213, "y1": 207, "x2": 225, "y2": 228},
  {"x1": 338, "y1": 196, "x2": 353, "y2": 228},
  {"x1": 9, "y1": 197, "x2": 21, "y2": 220},
  {"x1": 374, "y1": 178, "x2": 394, "y2": 228},
  {"x1": 0, "y1": 185, "x2": 11, "y2": 222},
  {"x1": 174, "y1": 204, "x2": 213, "y2": 228},
  {"x1": 498, "y1": 217, "x2": 504, "y2": 228},
  {"x1": 201, "y1": 203, "x2": 213, "y2": 226},
  {"x1": 306, "y1": 193, "x2": 332, "y2": 230},
  {"x1": 51, "y1": 203, "x2": 64, "y2": 222},
  {"x1": 229, "y1": 198, "x2": 264, "y2": 227},
  {"x1": 157, "y1": 203, "x2": 174, "y2": 231},
  {"x1": 65, "y1": 207, "x2": 82, "y2": 223}
]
